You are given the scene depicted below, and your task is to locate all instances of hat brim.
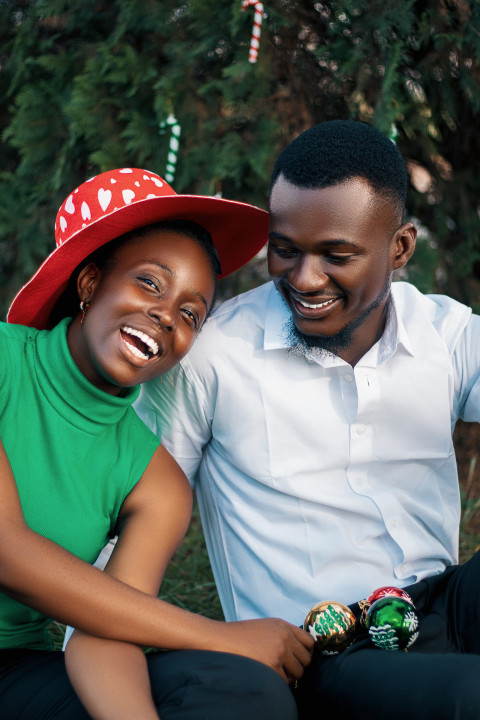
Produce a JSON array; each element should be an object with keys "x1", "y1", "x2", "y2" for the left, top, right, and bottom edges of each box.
[{"x1": 7, "y1": 194, "x2": 268, "y2": 330}]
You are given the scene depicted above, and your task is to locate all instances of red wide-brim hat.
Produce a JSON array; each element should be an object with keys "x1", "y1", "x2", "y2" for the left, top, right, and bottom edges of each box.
[{"x1": 7, "y1": 168, "x2": 268, "y2": 330}]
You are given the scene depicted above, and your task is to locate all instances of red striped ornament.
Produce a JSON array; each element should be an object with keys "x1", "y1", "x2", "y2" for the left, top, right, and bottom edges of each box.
[{"x1": 241, "y1": 0, "x2": 264, "y2": 63}]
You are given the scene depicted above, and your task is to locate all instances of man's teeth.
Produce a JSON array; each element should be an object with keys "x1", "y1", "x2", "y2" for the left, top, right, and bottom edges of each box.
[
  {"x1": 121, "y1": 325, "x2": 159, "y2": 358},
  {"x1": 297, "y1": 298, "x2": 336, "y2": 309}
]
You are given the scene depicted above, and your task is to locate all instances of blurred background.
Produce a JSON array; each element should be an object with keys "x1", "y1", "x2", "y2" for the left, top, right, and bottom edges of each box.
[{"x1": 1, "y1": 0, "x2": 479, "y2": 623}]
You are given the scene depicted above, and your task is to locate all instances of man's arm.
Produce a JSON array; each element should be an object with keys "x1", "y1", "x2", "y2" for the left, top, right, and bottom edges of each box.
[
  {"x1": 454, "y1": 313, "x2": 480, "y2": 422},
  {"x1": 135, "y1": 360, "x2": 211, "y2": 481}
]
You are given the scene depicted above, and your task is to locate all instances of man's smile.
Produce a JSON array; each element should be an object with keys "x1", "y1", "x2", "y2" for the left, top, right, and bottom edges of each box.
[
  {"x1": 287, "y1": 289, "x2": 343, "y2": 320},
  {"x1": 295, "y1": 296, "x2": 337, "y2": 310}
]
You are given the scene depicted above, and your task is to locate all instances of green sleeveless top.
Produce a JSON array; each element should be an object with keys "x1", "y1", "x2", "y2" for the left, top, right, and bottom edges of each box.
[{"x1": 0, "y1": 318, "x2": 159, "y2": 649}]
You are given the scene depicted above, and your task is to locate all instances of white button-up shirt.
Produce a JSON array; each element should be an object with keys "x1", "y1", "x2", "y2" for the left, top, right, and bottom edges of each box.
[{"x1": 135, "y1": 281, "x2": 480, "y2": 626}]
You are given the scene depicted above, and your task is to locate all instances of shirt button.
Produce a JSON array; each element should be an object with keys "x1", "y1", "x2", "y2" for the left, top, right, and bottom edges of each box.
[
  {"x1": 344, "y1": 373, "x2": 354, "y2": 382},
  {"x1": 391, "y1": 518, "x2": 399, "y2": 529},
  {"x1": 356, "y1": 424, "x2": 366, "y2": 435}
]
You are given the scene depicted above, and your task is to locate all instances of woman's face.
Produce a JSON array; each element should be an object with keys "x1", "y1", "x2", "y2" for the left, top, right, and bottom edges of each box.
[{"x1": 68, "y1": 230, "x2": 216, "y2": 395}]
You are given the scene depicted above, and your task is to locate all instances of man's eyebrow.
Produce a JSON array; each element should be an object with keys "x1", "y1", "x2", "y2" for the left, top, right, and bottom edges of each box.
[
  {"x1": 268, "y1": 231, "x2": 292, "y2": 242},
  {"x1": 268, "y1": 232, "x2": 361, "y2": 249}
]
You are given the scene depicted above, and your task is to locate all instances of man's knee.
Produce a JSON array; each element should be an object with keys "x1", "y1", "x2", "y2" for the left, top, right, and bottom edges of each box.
[
  {"x1": 439, "y1": 669, "x2": 480, "y2": 720},
  {"x1": 148, "y1": 649, "x2": 297, "y2": 720},
  {"x1": 232, "y1": 655, "x2": 298, "y2": 720}
]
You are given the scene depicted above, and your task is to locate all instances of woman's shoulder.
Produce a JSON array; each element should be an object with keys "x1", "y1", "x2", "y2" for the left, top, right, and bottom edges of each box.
[
  {"x1": 0, "y1": 320, "x2": 39, "y2": 344},
  {"x1": 124, "y1": 405, "x2": 160, "y2": 445},
  {"x1": 0, "y1": 322, "x2": 40, "y2": 398},
  {"x1": 0, "y1": 321, "x2": 39, "y2": 368}
]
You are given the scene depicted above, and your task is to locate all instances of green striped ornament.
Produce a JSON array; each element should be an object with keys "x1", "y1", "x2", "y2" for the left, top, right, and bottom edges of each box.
[{"x1": 160, "y1": 114, "x2": 182, "y2": 183}]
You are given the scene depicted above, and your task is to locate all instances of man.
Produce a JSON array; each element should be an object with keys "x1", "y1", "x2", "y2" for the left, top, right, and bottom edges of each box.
[{"x1": 136, "y1": 120, "x2": 480, "y2": 718}]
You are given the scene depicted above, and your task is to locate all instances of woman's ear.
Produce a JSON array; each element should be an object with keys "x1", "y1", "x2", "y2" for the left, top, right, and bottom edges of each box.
[
  {"x1": 391, "y1": 222, "x2": 417, "y2": 271},
  {"x1": 77, "y1": 262, "x2": 102, "y2": 303}
]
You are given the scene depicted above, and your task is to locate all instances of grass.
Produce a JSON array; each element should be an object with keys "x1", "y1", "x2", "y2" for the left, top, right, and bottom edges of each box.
[
  {"x1": 459, "y1": 455, "x2": 480, "y2": 562},
  {"x1": 157, "y1": 500, "x2": 223, "y2": 620},
  {"x1": 456, "y1": 420, "x2": 480, "y2": 563}
]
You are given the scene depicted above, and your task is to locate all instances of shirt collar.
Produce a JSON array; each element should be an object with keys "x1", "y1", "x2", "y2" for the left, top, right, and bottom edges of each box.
[
  {"x1": 377, "y1": 289, "x2": 415, "y2": 363},
  {"x1": 264, "y1": 283, "x2": 291, "y2": 351},
  {"x1": 263, "y1": 282, "x2": 415, "y2": 365}
]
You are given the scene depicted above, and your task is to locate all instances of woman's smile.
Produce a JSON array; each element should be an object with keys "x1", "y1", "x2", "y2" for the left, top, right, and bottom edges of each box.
[{"x1": 120, "y1": 325, "x2": 161, "y2": 362}]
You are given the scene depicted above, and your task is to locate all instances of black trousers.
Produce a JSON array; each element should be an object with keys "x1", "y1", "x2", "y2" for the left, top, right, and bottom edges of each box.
[
  {"x1": 0, "y1": 647, "x2": 297, "y2": 720},
  {"x1": 295, "y1": 550, "x2": 480, "y2": 720}
]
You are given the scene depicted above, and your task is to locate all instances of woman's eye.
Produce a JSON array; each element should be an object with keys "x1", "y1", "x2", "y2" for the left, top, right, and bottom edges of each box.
[
  {"x1": 182, "y1": 308, "x2": 199, "y2": 328},
  {"x1": 138, "y1": 276, "x2": 159, "y2": 291}
]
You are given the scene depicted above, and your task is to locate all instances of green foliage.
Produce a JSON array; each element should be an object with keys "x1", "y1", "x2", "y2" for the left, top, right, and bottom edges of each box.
[{"x1": 1, "y1": 0, "x2": 480, "y2": 317}]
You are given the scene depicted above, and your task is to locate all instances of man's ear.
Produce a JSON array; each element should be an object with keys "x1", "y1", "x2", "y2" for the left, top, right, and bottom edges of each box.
[
  {"x1": 391, "y1": 222, "x2": 417, "y2": 271},
  {"x1": 77, "y1": 262, "x2": 102, "y2": 303}
]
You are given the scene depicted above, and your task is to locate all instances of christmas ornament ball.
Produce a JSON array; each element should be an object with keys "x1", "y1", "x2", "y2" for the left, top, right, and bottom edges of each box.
[
  {"x1": 304, "y1": 601, "x2": 356, "y2": 655},
  {"x1": 360, "y1": 586, "x2": 415, "y2": 626},
  {"x1": 366, "y1": 586, "x2": 414, "y2": 606},
  {"x1": 366, "y1": 596, "x2": 419, "y2": 650}
]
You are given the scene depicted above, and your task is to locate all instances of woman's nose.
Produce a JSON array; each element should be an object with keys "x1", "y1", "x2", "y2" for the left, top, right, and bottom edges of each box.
[{"x1": 149, "y1": 301, "x2": 175, "y2": 331}]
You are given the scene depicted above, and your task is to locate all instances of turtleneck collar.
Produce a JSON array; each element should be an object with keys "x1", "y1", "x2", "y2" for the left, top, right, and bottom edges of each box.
[{"x1": 35, "y1": 317, "x2": 140, "y2": 434}]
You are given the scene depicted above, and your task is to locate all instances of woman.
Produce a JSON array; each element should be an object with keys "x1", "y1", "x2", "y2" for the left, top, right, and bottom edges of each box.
[{"x1": 0, "y1": 168, "x2": 313, "y2": 720}]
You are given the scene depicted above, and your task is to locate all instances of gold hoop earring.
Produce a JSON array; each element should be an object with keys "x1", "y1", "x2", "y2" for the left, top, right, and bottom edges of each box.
[{"x1": 80, "y1": 300, "x2": 90, "y2": 324}]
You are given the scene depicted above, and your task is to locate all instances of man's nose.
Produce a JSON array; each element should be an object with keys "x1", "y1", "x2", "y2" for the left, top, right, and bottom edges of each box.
[{"x1": 289, "y1": 255, "x2": 329, "y2": 293}]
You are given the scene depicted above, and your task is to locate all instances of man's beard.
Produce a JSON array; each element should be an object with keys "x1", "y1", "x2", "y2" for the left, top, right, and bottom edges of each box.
[{"x1": 281, "y1": 275, "x2": 392, "y2": 362}]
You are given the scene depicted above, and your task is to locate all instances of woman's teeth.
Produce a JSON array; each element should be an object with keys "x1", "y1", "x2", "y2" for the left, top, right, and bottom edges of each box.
[
  {"x1": 121, "y1": 325, "x2": 159, "y2": 359},
  {"x1": 124, "y1": 340, "x2": 150, "y2": 360}
]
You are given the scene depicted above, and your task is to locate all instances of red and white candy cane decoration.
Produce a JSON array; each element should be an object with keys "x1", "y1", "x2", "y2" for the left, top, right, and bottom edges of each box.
[{"x1": 241, "y1": 0, "x2": 264, "y2": 64}]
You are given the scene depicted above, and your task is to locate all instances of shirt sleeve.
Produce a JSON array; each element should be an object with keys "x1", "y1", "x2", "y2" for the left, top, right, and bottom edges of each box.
[
  {"x1": 134, "y1": 360, "x2": 214, "y2": 486},
  {"x1": 453, "y1": 313, "x2": 480, "y2": 422}
]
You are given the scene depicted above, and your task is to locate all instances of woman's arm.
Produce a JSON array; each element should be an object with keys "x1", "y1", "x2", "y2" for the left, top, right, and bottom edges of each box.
[
  {"x1": 0, "y1": 438, "x2": 313, "y2": 673},
  {"x1": 65, "y1": 637, "x2": 161, "y2": 720},
  {"x1": 64, "y1": 443, "x2": 194, "y2": 719}
]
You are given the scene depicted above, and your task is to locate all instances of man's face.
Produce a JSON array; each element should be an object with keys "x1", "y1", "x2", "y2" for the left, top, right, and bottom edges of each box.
[{"x1": 268, "y1": 175, "x2": 406, "y2": 365}]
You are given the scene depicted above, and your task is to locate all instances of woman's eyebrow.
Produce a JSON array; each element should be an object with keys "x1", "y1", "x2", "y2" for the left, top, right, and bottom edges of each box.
[
  {"x1": 193, "y1": 291, "x2": 208, "y2": 310},
  {"x1": 142, "y1": 260, "x2": 174, "y2": 276}
]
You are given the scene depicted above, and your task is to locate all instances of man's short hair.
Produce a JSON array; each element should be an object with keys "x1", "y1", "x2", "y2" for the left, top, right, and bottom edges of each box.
[{"x1": 270, "y1": 120, "x2": 407, "y2": 216}]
